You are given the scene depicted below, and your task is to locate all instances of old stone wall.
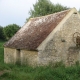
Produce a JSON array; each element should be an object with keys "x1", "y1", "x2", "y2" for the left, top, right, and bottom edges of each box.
[
  {"x1": 61, "y1": 13, "x2": 80, "y2": 65},
  {"x1": 38, "y1": 13, "x2": 80, "y2": 66},
  {"x1": 4, "y1": 48, "x2": 17, "y2": 64},
  {"x1": 4, "y1": 48, "x2": 38, "y2": 66},
  {"x1": 21, "y1": 50, "x2": 38, "y2": 66}
]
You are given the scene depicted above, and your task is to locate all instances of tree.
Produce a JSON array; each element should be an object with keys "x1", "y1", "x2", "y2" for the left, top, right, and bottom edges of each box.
[
  {"x1": 0, "y1": 26, "x2": 5, "y2": 40},
  {"x1": 26, "y1": 0, "x2": 69, "y2": 21},
  {"x1": 3, "y1": 24, "x2": 21, "y2": 40}
]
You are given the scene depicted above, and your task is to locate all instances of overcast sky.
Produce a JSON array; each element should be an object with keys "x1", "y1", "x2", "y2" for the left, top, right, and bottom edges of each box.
[{"x1": 0, "y1": 0, "x2": 80, "y2": 27}]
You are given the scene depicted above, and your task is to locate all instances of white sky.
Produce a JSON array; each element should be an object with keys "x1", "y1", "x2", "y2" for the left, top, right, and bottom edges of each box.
[{"x1": 0, "y1": 0, "x2": 80, "y2": 27}]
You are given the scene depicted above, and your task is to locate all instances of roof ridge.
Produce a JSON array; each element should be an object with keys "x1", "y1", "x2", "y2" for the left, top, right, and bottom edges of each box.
[{"x1": 29, "y1": 8, "x2": 72, "y2": 21}]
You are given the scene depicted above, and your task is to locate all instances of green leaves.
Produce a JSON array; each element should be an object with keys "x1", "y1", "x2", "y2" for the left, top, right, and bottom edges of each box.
[
  {"x1": 0, "y1": 26, "x2": 5, "y2": 40},
  {"x1": 3, "y1": 24, "x2": 21, "y2": 40},
  {"x1": 26, "y1": 0, "x2": 69, "y2": 22}
]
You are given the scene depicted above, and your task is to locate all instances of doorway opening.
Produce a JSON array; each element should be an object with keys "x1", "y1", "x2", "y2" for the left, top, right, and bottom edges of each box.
[{"x1": 16, "y1": 49, "x2": 21, "y2": 65}]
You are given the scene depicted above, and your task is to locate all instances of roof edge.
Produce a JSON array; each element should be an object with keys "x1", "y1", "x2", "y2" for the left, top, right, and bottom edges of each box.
[
  {"x1": 37, "y1": 8, "x2": 78, "y2": 50},
  {"x1": 29, "y1": 8, "x2": 73, "y2": 20}
]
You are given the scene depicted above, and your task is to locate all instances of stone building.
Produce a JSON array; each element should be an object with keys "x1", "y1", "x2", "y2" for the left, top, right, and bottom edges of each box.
[{"x1": 4, "y1": 8, "x2": 80, "y2": 66}]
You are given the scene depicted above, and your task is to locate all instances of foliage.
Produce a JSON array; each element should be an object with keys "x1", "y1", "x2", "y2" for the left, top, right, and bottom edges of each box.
[
  {"x1": 3, "y1": 24, "x2": 20, "y2": 40},
  {"x1": 26, "y1": 0, "x2": 69, "y2": 21},
  {"x1": 0, "y1": 26, "x2": 5, "y2": 40}
]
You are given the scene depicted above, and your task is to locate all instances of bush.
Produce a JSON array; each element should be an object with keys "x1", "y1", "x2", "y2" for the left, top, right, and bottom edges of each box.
[
  {"x1": 3, "y1": 24, "x2": 20, "y2": 40},
  {"x1": 0, "y1": 26, "x2": 5, "y2": 40}
]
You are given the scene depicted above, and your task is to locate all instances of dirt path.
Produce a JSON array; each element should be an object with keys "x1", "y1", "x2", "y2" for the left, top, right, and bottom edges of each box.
[
  {"x1": 0, "y1": 70, "x2": 10, "y2": 76},
  {"x1": 0, "y1": 71, "x2": 5, "y2": 76}
]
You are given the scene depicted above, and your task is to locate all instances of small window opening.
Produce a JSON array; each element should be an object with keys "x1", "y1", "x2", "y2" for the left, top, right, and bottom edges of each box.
[
  {"x1": 76, "y1": 36, "x2": 80, "y2": 47},
  {"x1": 17, "y1": 49, "x2": 20, "y2": 52},
  {"x1": 74, "y1": 12, "x2": 77, "y2": 14},
  {"x1": 61, "y1": 39, "x2": 65, "y2": 42},
  {"x1": 16, "y1": 49, "x2": 21, "y2": 65}
]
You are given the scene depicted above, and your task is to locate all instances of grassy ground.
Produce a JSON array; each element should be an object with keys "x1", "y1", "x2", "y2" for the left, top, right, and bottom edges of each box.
[{"x1": 0, "y1": 41, "x2": 80, "y2": 80}]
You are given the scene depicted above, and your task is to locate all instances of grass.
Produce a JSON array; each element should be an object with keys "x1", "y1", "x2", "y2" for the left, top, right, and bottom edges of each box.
[{"x1": 0, "y1": 41, "x2": 80, "y2": 80}]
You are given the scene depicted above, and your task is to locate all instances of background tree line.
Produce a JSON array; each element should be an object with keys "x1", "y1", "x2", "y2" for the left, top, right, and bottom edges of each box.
[
  {"x1": 1, "y1": 0, "x2": 71, "y2": 41},
  {"x1": 0, "y1": 24, "x2": 20, "y2": 40},
  {"x1": 26, "y1": 0, "x2": 69, "y2": 21}
]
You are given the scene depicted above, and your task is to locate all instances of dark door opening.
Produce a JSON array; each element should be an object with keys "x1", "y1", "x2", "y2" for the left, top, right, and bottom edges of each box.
[{"x1": 16, "y1": 49, "x2": 21, "y2": 65}]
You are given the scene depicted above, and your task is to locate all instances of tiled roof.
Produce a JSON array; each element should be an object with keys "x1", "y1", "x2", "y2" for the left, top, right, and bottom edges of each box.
[{"x1": 4, "y1": 9, "x2": 70, "y2": 50}]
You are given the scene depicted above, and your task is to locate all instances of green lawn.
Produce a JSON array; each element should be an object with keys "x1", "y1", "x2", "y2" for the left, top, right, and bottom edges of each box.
[
  {"x1": 0, "y1": 41, "x2": 4, "y2": 48},
  {"x1": 0, "y1": 41, "x2": 80, "y2": 80}
]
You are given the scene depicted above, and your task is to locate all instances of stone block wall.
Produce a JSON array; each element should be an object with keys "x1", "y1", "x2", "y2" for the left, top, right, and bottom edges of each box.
[
  {"x1": 4, "y1": 48, "x2": 17, "y2": 64},
  {"x1": 38, "y1": 13, "x2": 80, "y2": 66},
  {"x1": 4, "y1": 48, "x2": 38, "y2": 66},
  {"x1": 20, "y1": 50, "x2": 38, "y2": 66}
]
